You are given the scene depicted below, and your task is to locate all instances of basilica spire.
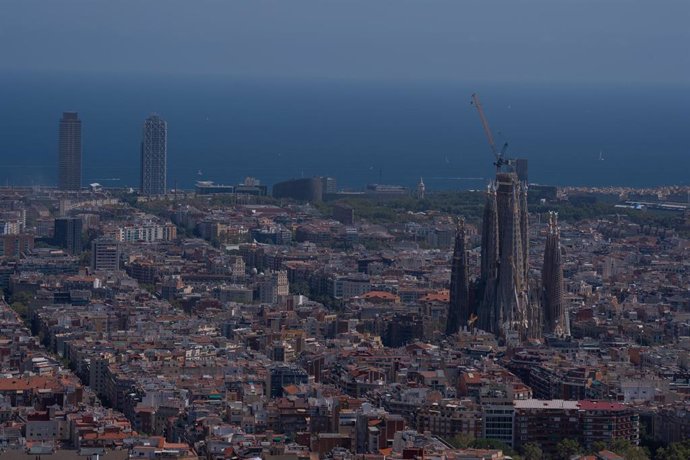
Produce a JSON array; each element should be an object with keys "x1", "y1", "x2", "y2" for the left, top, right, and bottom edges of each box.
[
  {"x1": 542, "y1": 211, "x2": 569, "y2": 336},
  {"x1": 446, "y1": 219, "x2": 471, "y2": 335}
]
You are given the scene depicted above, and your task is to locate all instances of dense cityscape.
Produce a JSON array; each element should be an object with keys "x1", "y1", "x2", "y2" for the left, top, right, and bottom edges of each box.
[
  {"x1": 1, "y1": 108, "x2": 690, "y2": 460},
  {"x1": 4, "y1": 0, "x2": 690, "y2": 458}
]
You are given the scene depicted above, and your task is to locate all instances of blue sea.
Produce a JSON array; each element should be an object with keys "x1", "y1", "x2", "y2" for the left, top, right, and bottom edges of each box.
[{"x1": 0, "y1": 71, "x2": 688, "y2": 191}]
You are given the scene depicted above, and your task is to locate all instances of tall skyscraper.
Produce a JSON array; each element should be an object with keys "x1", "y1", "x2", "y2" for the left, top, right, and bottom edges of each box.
[
  {"x1": 446, "y1": 221, "x2": 471, "y2": 335},
  {"x1": 541, "y1": 212, "x2": 569, "y2": 336},
  {"x1": 140, "y1": 114, "x2": 167, "y2": 196},
  {"x1": 58, "y1": 112, "x2": 82, "y2": 190},
  {"x1": 478, "y1": 172, "x2": 536, "y2": 341}
]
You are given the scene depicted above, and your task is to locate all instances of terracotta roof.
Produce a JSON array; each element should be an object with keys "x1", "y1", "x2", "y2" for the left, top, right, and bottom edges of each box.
[
  {"x1": 82, "y1": 432, "x2": 129, "y2": 441},
  {"x1": 283, "y1": 384, "x2": 300, "y2": 395},
  {"x1": 578, "y1": 400, "x2": 628, "y2": 411},
  {"x1": 0, "y1": 376, "x2": 59, "y2": 392},
  {"x1": 461, "y1": 372, "x2": 482, "y2": 384},
  {"x1": 597, "y1": 451, "x2": 625, "y2": 460},
  {"x1": 419, "y1": 290, "x2": 449, "y2": 303},
  {"x1": 361, "y1": 291, "x2": 399, "y2": 302}
]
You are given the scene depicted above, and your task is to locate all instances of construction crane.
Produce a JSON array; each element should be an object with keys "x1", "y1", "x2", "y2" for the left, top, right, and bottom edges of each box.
[{"x1": 471, "y1": 93, "x2": 509, "y2": 171}]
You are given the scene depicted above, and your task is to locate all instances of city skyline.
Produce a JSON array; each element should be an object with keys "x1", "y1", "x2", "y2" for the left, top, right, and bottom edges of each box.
[
  {"x1": 1, "y1": 2, "x2": 688, "y2": 458},
  {"x1": 1, "y1": 78, "x2": 686, "y2": 191}
]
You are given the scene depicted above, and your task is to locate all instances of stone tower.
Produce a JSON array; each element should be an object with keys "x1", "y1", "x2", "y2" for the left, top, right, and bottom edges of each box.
[
  {"x1": 542, "y1": 212, "x2": 569, "y2": 336},
  {"x1": 446, "y1": 220, "x2": 471, "y2": 335},
  {"x1": 478, "y1": 172, "x2": 532, "y2": 340}
]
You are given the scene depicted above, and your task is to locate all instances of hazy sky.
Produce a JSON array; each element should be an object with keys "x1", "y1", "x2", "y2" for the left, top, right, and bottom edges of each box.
[{"x1": 2, "y1": 0, "x2": 688, "y2": 85}]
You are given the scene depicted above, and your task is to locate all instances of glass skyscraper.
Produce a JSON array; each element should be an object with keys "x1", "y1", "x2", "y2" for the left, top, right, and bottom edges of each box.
[
  {"x1": 140, "y1": 114, "x2": 167, "y2": 195},
  {"x1": 58, "y1": 112, "x2": 82, "y2": 190}
]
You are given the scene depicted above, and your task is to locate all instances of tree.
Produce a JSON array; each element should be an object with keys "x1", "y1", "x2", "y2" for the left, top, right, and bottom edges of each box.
[
  {"x1": 639, "y1": 419, "x2": 664, "y2": 456},
  {"x1": 555, "y1": 438, "x2": 582, "y2": 460},
  {"x1": 10, "y1": 301, "x2": 28, "y2": 319},
  {"x1": 139, "y1": 283, "x2": 156, "y2": 294},
  {"x1": 290, "y1": 281, "x2": 311, "y2": 297},
  {"x1": 656, "y1": 440, "x2": 690, "y2": 460},
  {"x1": 10, "y1": 290, "x2": 33, "y2": 304},
  {"x1": 448, "y1": 433, "x2": 474, "y2": 449},
  {"x1": 79, "y1": 250, "x2": 92, "y2": 266},
  {"x1": 522, "y1": 442, "x2": 543, "y2": 460},
  {"x1": 9, "y1": 291, "x2": 34, "y2": 321},
  {"x1": 608, "y1": 439, "x2": 650, "y2": 460},
  {"x1": 591, "y1": 441, "x2": 608, "y2": 453}
]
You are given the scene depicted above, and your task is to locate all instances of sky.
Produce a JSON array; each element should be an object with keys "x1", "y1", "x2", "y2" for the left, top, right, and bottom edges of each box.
[{"x1": 2, "y1": 0, "x2": 688, "y2": 85}]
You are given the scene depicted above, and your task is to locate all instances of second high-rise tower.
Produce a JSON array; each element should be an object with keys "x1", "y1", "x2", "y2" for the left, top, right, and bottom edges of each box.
[
  {"x1": 140, "y1": 114, "x2": 167, "y2": 196},
  {"x1": 58, "y1": 112, "x2": 82, "y2": 191}
]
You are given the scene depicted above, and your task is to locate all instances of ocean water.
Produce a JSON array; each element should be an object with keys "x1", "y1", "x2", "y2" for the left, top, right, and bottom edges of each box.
[{"x1": 0, "y1": 71, "x2": 688, "y2": 191}]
